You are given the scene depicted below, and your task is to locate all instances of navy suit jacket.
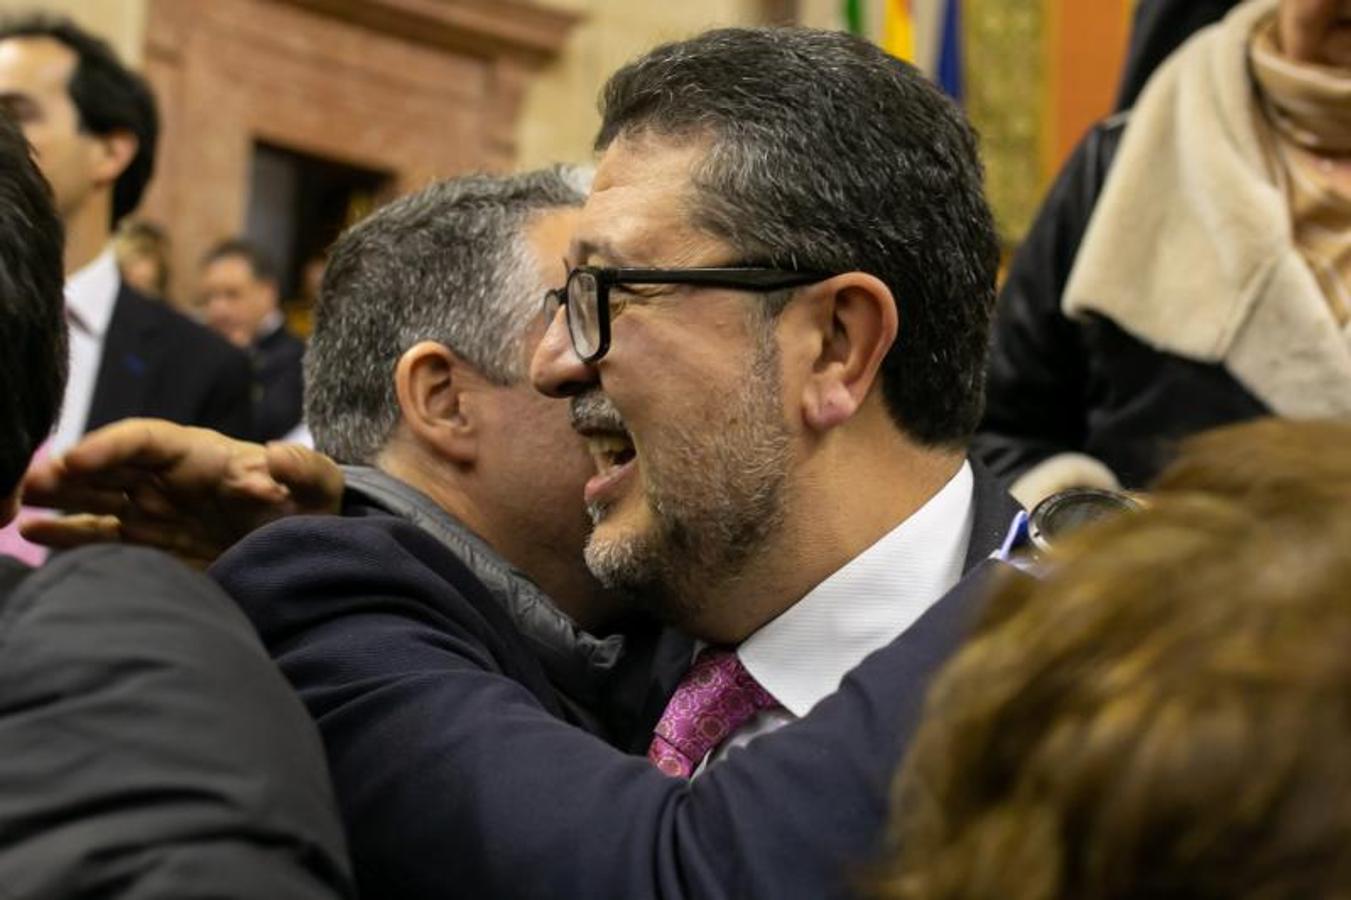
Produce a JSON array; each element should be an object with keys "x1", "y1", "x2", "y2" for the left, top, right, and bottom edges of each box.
[
  {"x1": 86, "y1": 284, "x2": 255, "y2": 440},
  {"x1": 210, "y1": 463, "x2": 1019, "y2": 899}
]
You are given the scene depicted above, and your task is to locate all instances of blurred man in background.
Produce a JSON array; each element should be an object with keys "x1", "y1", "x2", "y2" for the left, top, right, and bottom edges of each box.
[
  {"x1": 200, "y1": 238, "x2": 305, "y2": 440},
  {"x1": 0, "y1": 14, "x2": 252, "y2": 451}
]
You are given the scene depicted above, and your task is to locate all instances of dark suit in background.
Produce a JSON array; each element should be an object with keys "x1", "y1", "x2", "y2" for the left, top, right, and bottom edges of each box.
[
  {"x1": 251, "y1": 321, "x2": 306, "y2": 440},
  {"x1": 0, "y1": 545, "x2": 352, "y2": 898},
  {"x1": 85, "y1": 283, "x2": 255, "y2": 440},
  {"x1": 209, "y1": 461, "x2": 1019, "y2": 900}
]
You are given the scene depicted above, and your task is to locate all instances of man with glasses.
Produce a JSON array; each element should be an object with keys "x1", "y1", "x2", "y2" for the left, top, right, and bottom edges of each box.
[
  {"x1": 531, "y1": 25, "x2": 1016, "y2": 774},
  {"x1": 25, "y1": 26, "x2": 1019, "y2": 900}
]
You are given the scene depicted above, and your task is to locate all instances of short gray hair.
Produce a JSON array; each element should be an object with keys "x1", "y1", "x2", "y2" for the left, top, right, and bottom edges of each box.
[{"x1": 305, "y1": 166, "x2": 588, "y2": 464}]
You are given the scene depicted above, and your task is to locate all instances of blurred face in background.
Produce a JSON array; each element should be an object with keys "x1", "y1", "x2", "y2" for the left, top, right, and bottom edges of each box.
[
  {"x1": 119, "y1": 251, "x2": 163, "y2": 297},
  {"x1": 1279, "y1": 0, "x2": 1351, "y2": 66},
  {"x1": 199, "y1": 253, "x2": 278, "y2": 347}
]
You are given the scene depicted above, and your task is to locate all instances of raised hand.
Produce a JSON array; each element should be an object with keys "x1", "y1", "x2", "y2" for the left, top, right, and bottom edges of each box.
[{"x1": 21, "y1": 419, "x2": 344, "y2": 567}]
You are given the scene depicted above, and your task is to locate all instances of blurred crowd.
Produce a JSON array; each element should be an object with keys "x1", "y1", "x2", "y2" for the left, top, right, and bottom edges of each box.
[{"x1": 0, "y1": 0, "x2": 1349, "y2": 897}]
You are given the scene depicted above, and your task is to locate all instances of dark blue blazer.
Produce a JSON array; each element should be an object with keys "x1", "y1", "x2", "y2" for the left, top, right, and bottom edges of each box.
[
  {"x1": 210, "y1": 465, "x2": 1019, "y2": 900},
  {"x1": 87, "y1": 283, "x2": 255, "y2": 440}
]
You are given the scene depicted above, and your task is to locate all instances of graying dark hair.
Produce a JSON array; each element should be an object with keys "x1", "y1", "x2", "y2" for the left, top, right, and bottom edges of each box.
[
  {"x1": 305, "y1": 167, "x2": 588, "y2": 464},
  {"x1": 597, "y1": 27, "x2": 999, "y2": 448}
]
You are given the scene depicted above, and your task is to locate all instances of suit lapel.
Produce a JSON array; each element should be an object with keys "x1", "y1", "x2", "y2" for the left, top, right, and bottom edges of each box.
[
  {"x1": 962, "y1": 460, "x2": 1023, "y2": 572},
  {"x1": 85, "y1": 286, "x2": 156, "y2": 433},
  {"x1": 628, "y1": 627, "x2": 695, "y2": 752}
]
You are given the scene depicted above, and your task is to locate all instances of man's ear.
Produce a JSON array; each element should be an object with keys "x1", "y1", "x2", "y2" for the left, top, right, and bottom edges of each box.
[
  {"x1": 796, "y1": 272, "x2": 898, "y2": 433},
  {"x1": 393, "y1": 341, "x2": 479, "y2": 465},
  {"x1": 90, "y1": 129, "x2": 138, "y2": 187}
]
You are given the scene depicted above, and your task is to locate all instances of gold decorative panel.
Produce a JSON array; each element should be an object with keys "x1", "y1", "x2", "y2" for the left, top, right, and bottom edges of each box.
[{"x1": 964, "y1": 0, "x2": 1045, "y2": 245}]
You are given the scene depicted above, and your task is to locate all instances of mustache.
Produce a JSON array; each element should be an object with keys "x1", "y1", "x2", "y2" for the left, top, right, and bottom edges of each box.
[{"x1": 569, "y1": 390, "x2": 627, "y2": 433}]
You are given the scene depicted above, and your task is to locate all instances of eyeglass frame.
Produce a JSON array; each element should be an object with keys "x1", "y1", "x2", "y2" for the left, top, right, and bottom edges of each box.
[{"x1": 543, "y1": 265, "x2": 835, "y2": 364}]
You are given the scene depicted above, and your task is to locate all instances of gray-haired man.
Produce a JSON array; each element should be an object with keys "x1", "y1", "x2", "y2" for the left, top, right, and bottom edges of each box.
[{"x1": 300, "y1": 168, "x2": 623, "y2": 635}]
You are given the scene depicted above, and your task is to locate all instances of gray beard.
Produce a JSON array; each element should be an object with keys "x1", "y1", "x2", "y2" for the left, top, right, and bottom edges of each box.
[{"x1": 582, "y1": 334, "x2": 792, "y2": 626}]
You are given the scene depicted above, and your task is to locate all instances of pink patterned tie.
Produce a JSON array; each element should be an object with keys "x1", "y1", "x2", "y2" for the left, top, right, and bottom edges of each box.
[{"x1": 647, "y1": 648, "x2": 780, "y2": 778}]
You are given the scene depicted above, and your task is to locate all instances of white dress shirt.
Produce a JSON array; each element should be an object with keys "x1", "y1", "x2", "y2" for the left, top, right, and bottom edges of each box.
[
  {"x1": 699, "y1": 461, "x2": 975, "y2": 772},
  {"x1": 52, "y1": 247, "x2": 120, "y2": 454}
]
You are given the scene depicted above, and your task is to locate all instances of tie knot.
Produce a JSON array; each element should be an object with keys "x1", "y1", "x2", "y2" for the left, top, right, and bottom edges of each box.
[{"x1": 647, "y1": 648, "x2": 779, "y2": 778}]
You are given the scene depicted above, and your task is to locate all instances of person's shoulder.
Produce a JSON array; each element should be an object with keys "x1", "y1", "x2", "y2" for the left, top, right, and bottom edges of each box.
[
  {"x1": 969, "y1": 457, "x2": 1021, "y2": 513},
  {"x1": 0, "y1": 545, "x2": 354, "y2": 896},
  {"x1": 3, "y1": 544, "x2": 247, "y2": 650},
  {"x1": 210, "y1": 507, "x2": 496, "y2": 637},
  {"x1": 209, "y1": 503, "x2": 560, "y2": 709},
  {"x1": 212, "y1": 509, "x2": 441, "y2": 589},
  {"x1": 21, "y1": 544, "x2": 222, "y2": 605},
  {"x1": 217, "y1": 506, "x2": 456, "y2": 575}
]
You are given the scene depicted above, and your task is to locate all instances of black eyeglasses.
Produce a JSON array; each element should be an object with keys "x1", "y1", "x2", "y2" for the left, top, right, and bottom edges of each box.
[{"x1": 543, "y1": 265, "x2": 833, "y2": 363}]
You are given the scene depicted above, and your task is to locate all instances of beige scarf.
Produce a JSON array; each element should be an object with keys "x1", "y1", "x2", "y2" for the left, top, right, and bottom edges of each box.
[
  {"x1": 1251, "y1": 17, "x2": 1351, "y2": 326},
  {"x1": 1251, "y1": 19, "x2": 1351, "y2": 154},
  {"x1": 1062, "y1": 0, "x2": 1351, "y2": 419}
]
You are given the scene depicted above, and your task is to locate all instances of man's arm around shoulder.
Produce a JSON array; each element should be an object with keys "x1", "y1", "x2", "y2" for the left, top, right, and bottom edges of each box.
[{"x1": 209, "y1": 515, "x2": 1014, "y2": 900}]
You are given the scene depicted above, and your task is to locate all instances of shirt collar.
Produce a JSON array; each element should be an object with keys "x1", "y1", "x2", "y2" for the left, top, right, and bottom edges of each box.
[
  {"x1": 738, "y1": 460, "x2": 975, "y2": 717},
  {"x1": 256, "y1": 310, "x2": 284, "y2": 342},
  {"x1": 64, "y1": 246, "x2": 120, "y2": 338}
]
